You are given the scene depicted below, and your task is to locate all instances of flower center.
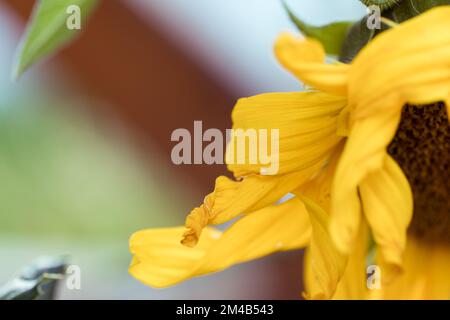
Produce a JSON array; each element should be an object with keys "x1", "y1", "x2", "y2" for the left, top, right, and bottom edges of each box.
[{"x1": 388, "y1": 102, "x2": 450, "y2": 244}]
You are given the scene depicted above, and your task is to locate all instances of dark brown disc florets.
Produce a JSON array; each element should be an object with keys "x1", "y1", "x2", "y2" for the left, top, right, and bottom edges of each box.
[{"x1": 388, "y1": 102, "x2": 450, "y2": 243}]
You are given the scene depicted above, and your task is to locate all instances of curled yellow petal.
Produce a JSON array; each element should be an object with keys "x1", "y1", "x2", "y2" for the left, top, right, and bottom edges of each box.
[
  {"x1": 371, "y1": 236, "x2": 450, "y2": 300},
  {"x1": 228, "y1": 91, "x2": 347, "y2": 177},
  {"x1": 349, "y1": 6, "x2": 450, "y2": 119},
  {"x1": 299, "y1": 195, "x2": 347, "y2": 300},
  {"x1": 274, "y1": 33, "x2": 349, "y2": 96},
  {"x1": 332, "y1": 220, "x2": 370, "y2": 300},
  {"x1": 296, "y1": 142, "x2": 344, "y2": 212},
  {"x1": 359, "y1": 155, "x2": 413, "y2": 281},
  {"x1": 130, "y1": 197, "x2": 311, "y2": 288},
  {"x1": 296, "y1": 145, "x2": 348, "y2": 300},
  {"x1": 330, "y1": 110, "x2": 401, "y2": 254},
  {"x1": 182, "y1": 170, "x2": 318, "y2": 247}
]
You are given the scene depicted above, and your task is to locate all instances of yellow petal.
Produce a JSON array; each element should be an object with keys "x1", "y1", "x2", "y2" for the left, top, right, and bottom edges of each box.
[
  {"x1": 274, "y1": 33, "x2": 349, "y2": 96},
  {"x1": 359, "y1": 155, "x2": 413, "y2": 281},
  {"x1": 332, "y1": 220, "x2": 370, "y2": 300},
  {"x1": 129, "y1": 197, "x2": 311, "y2": 288},
  {"x1": 227, "y1": 91, "x2": 346, "y2": 177},
  {"x1": 275, "y1": 8, "x2": 450, "y2": 121},
  {"x1": 299, "y1": 195, "x2": 347, "y2": 300},
  {"x1": 296, "y1": 142, "x2": 344, "y2": 212},
  {"x1": 330, "y1": 110, "x2": 401, "y2": 254},
  {"x1": 350, "y1": 6, "x2": 450, "y2": 120},
  {"x1": 296, "y1": 145, "x2": 348, "y2": 300},
  {"x1": 182, "y1": 169, "x2": 319, "y2": 247},
  {"x1": 372, "y1": 236, "x2": 450, "y2": 300}
]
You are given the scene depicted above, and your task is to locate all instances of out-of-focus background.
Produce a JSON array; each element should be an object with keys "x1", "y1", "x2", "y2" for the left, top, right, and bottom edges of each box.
[{"x1": 0, "y1": 0, "x2": 365, "y2": 299}]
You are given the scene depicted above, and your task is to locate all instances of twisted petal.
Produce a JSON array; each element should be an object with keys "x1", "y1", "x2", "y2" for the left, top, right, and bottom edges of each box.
[
  {"x1": 300, "y1": 195, "x2": 347, "y2": 300},
  {"x1": 359, "y1": 155, "x2": 413, "y2": 281},
  {"x1": 275, "y1": 34, "x2": 349, "y2": 96},
  {"x1": 331, "y1": 220, "x2": 370, "y2": 300},
  {"x1": 275, "y1": 7, "x2": 450, "y2": 119},
  {"x1": 330, "y1": 110, "x2": 401, "y2": 254},
  {"x1": 182, "y1": 170, "x2": 317, "y2": 247},
  {"x1": 350, "y1": 6, "x2": 450, "y2": 119},
  {"x1": 277, "y1": 8, "x2": 450, "y2": 258},
  {"x1": 371, "y1": 236, "x2": 450, "y2": 300},
  {"x1": 228, "y1": 91, "x2": 346, "y2": 177},
  {"x1": 129, "y1": 197, "x2": 310, "y2": 288},
  {"x1": 295, "y1": 143, "x2": 344, "y2": 212},
  {"x1": 297, "y1": 146, "x2": 348, "y2": 300}
]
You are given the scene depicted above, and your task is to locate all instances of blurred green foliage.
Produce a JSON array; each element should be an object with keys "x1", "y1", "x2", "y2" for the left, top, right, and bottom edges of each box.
[{"x1": 0, "y1": 99, "x2": 180, "y2": 240}]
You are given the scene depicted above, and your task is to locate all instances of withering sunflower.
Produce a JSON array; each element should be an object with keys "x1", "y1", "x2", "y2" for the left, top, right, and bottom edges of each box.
[{"x1": 129, "y1": 5, "x2": 450, "y2": 299}]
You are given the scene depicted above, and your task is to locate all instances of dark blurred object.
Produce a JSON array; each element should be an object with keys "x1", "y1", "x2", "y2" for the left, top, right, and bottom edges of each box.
[{"x1": 0, "y1": 256, "x2": 67, "y2": 300}]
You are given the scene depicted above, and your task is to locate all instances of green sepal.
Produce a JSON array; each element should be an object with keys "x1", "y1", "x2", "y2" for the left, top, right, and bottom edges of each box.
[
  {"x1": 386, "y1": 0, "x2": 450, "y2": 22},
  {"x1": 339, "y1": 17, "x2": 375, "y2": 63},
  {"x1": 360, "y1": 0, "x2": 402, "y2": 11},
  {"x1": 283, "y1": 2, "x2": 353, "y2": 56}
]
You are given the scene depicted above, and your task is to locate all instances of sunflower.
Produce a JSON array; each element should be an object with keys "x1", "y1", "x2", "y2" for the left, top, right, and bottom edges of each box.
[{"x1": 129, "y1": 5, "x2": 450, "y2": 299}]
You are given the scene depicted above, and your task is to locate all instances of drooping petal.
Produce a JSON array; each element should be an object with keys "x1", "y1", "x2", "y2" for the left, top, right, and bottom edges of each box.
[
  {"x1": 129, "y1": 197, "x2": 311, "y2": 288},
  {"x1": 371, "y1": 236, "x2": 450, "y2": 300},
  {"x1": 182, "y1": 169, "x2": 319, "y2": 247},
  {"x1": 275, "y1": 8, "x2": 450, "y2": 120},
  {"x1": 359, "y1": 155, "x2": 413, "y2": 281},
  {"x1": 332, "y1": 220, "x2": 370, "y2": 300},
  {"x1": 330, "y1": 109, "x2": 401, "y2": 254},
  {"x1": 299, "y1": 195, "x2": 347, "y2": 300},
  {"x1": 275, "y1": 7, "x2": 450, "y2": 257},
  {"x1": 299, "y1": 145, "x2": 370, "y2": 300},
  {"x1": 274, "y1": 33, "x2": 349, "y2": 96},
  {"x1": 349, "y1": 6, "x2": 450, "y2": 120},
  {"x1": 296, "y1": 142, "x2": 344, "y2": 212},
  {"x1": 228, "y1": 91, "x2": 346, "y2": 177},
  {"x1": 295, "y1": 145, "x2": 348, "y2": 300}
]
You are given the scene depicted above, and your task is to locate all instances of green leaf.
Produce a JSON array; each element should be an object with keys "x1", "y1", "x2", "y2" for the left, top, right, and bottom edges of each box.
[
  {"x1": 283, "y1": 1, "x2": 353, "y2": 56},
  {"x1": 387, "y1": 0, "x2": 450, "y2": 22},
  {"x1": 13, "y1": 0, "x2": 99, "y2": 79}
]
